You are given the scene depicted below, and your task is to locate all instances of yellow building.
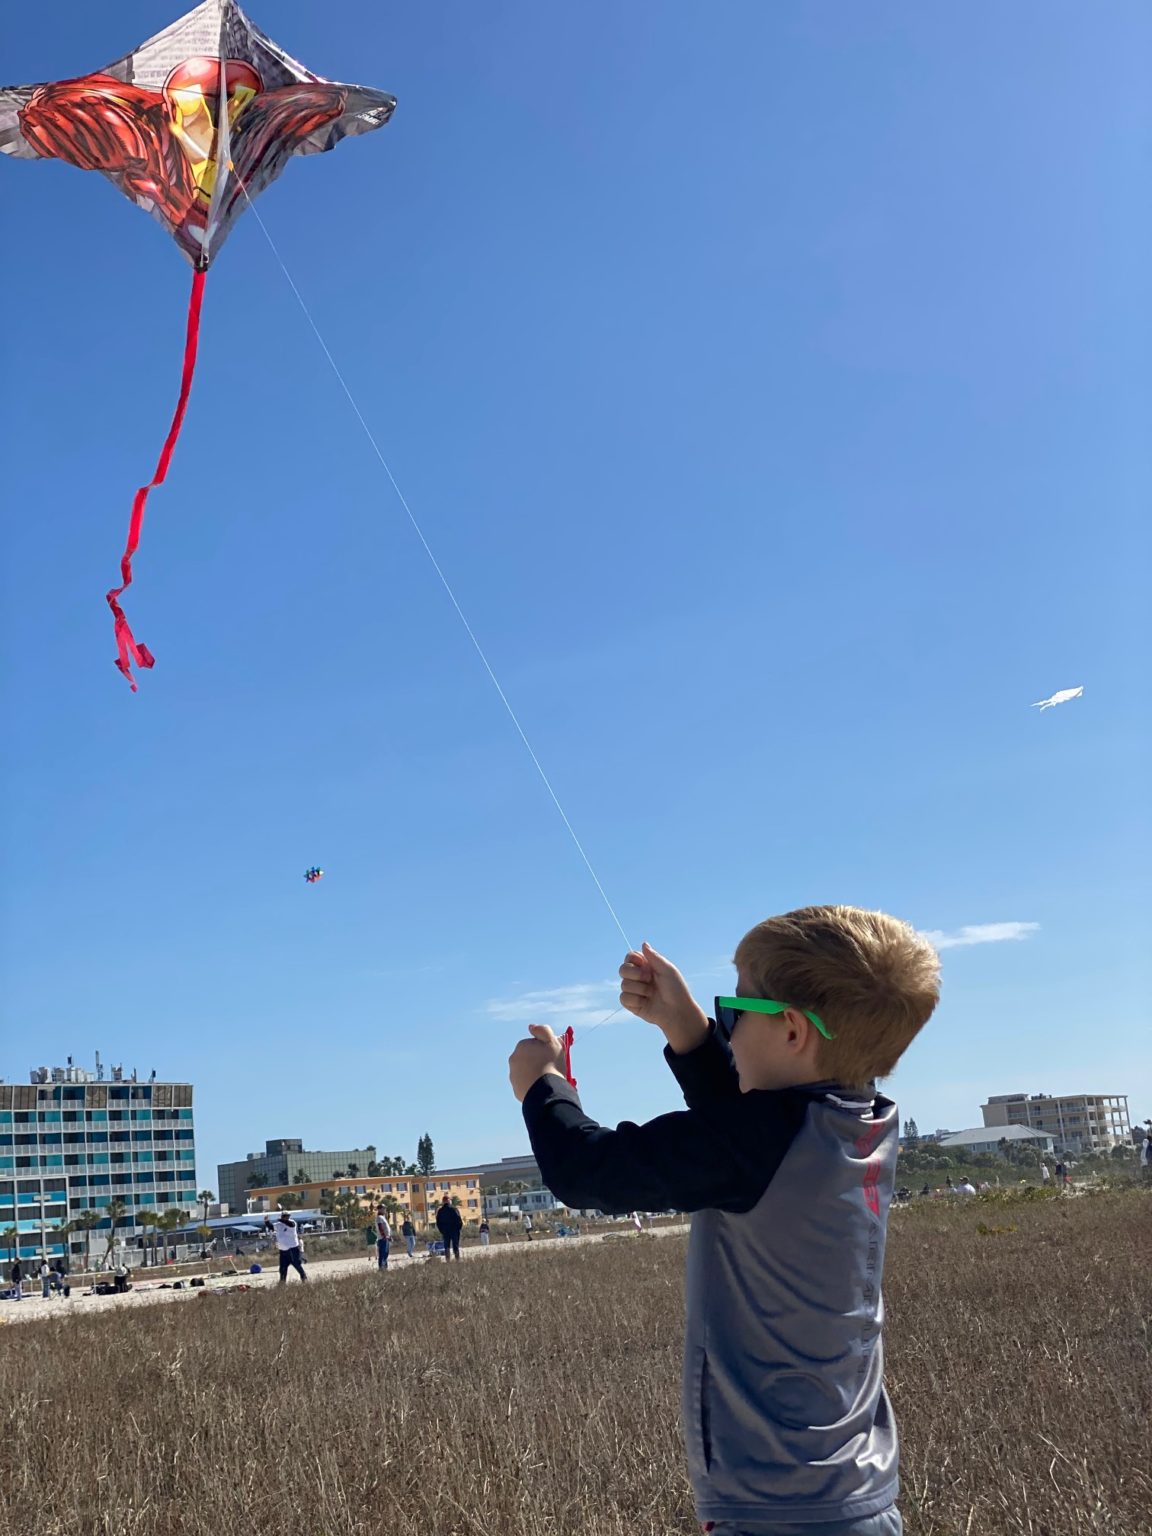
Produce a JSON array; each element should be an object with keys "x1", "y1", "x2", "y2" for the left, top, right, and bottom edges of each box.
[{"x1": 249, "y1": 1170, "x2": 485, "y2": 1227}]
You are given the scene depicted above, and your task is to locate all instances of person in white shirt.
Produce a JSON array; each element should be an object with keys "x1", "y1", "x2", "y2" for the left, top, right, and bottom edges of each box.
[
  {"x1": 39, "y1": 1258, "x2": 53, "y2": 1299},
  {"x1": 954, "y1": 1179, "x2": 977, "y2": 1196},
  {"x1": 266, "y1": 1212, "x2": 307, "y2": 1284},
  {"x1": 374, "y1": 1206, "x2": 392, "y2": 1270},
  {"x1": 1040, "y1": 1162, "x2": 1051, "y2": 1184},
  {"x1": 522, "y1": 1213, "x2": 533, "y2": 1241}
]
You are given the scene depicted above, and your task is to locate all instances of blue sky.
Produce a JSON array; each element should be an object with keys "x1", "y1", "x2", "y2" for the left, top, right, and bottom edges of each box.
[{"x1": 1, "y1": 2, "x2": 1149, "y2": 1191}]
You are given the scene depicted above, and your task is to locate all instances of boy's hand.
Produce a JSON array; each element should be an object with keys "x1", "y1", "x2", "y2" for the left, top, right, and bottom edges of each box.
[
  {"x1": 619, "y1": 942, "x2": 709, "y2": 1054},
  {"x1": 508, "y1": 1023, "x2": 568, "y2": 1103}
]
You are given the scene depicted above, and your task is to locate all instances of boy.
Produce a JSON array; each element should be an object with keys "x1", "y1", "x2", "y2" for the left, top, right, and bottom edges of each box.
[{"x1": 508, "y1": 905, "x2": 939, "y2": 1536}]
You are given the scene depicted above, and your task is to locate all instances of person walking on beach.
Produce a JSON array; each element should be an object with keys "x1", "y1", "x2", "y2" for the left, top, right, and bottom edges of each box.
[
  {"x1": 479, "y1": 1217, "x2": 490, "y2": 1248},
  {"x1": 8, "y1": 1258, "x2": 23, "y2": 1299},
  {"x1": 522, "y1": 1212, "x2": 534, "y2": 1241},
  {"x1": 401, "y1": 1214, "x2": 416, "y2": 1259},
  {"x1": 435, "y1": 1194, "x2": 463, "y2": 1262},
  {"x1": 267, "y1": 1211, "x2": 307, "y2": 1284},
  {"x1": 375, "y1": 1206, "x2": 392, "y2": 1270}
]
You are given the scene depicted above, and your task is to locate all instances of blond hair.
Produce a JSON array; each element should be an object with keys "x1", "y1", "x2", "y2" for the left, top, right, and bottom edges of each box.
[{"x1": 733, "y1": 905, "x2": 940, "y2": 1090}]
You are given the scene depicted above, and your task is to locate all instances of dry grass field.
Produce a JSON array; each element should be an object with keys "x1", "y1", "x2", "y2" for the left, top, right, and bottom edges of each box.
[{"x1": 1, "y1": 1189, "x2": 1147, "y2": 1536}]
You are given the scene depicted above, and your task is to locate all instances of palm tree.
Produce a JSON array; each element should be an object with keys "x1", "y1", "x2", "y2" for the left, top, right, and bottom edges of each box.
[
  {"x1": 198, "y1": 1189, "x2": 215, "y2": 1223},
  {"x1": 295, "y1": 1168, "x2": 308, "y2": 1184},
  {"x1": 74, "y1": 1209, "x2": 101, "y2": 1272},
  {"x1": 245, "y1": 1171, "x2": 263, "y2": 1189},
  {"x1": 52, "y1": 1220, "x2": 75, "y2": 1263},
  {"x1": 135, "y1": 1209, "x2": 159, "y2": 1267},
  {"x1": 104, "y1": 1197, "x2": 129, "y2": 1265},
  {"x1": 156, "y1": 1208, "x2": 188, "y2": 1263},
  {"x1": 2, "y1": 1225, "x2": 17, "y2": 1265},
  {"x1": 346, "y1": 1163, "x2": 360, "y2": 1180}
]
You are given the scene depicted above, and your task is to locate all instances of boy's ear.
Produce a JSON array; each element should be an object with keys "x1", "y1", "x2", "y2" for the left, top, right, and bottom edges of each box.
[{"x1": 783, "y1": 1008, "x2": 814, "y2": 1051}]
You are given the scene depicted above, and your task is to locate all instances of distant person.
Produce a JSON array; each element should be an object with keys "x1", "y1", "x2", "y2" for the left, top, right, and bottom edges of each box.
[
  {"x1": 39, "y1": 1258, "x2": 53, "y2": 1298},
  {"x1": 522, "y1": 1213, "x2": 534, "y2": 1241},
  {"x1": 375, "y1": 1206, "x2": 392, "y2": 1270},
  {"x1": 113, "y1": 1260, "x2": 131, "y2": 1294},
  {"x1": 478, "y1": 1217, "x2": 490, "y2": 1248},
  {"x1": 945, "y1": 1176, "x2": 954, "y2": 1193},
  {"x1": 266, "y1": 1212, "x2": 307, "y2": 1284},
  {"x1": 1142, "y1": 1136, "x2": 1152, "y2": 1178},
  {"x1": 919, "y1": 1184, "x2": 931, "y2": 1197},
  {"x1": 955, "y1": 1179, "x2": 976, "y2": 1196},
  {"x1": 8, "y1": 1259, "x2": 23, "y2": 1299},
  {"x1": 51, "y1": 1258, "x2": 70, "y2": 1298},
  {"x1": 633, "y1": 1212, "x2": 644, "y2": 1234},
  {"x1": 435, "y1": 1195, "x2": 463, "y2": 1262},
  {"x1": 1040, "y1": 1162, "x2": 1051, "y2": 1185},
  {"x1": 508, "y1": 908, "x2": 941, "y2": 1534},
  {"x1": 1054, "y1": 1161, "x2": 1067, "y2": 1189},
  {"x1": 401, "y1": 1214, "x2": 416, "y2": 1259}
]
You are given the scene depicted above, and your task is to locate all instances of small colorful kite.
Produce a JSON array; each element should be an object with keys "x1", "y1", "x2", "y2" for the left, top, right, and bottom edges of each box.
[
  {"x1": 1031, "y1": 687, "x2": 1084, "y2": 711},
  {"x1": 304, "y1": 867, "x2": 324, "y2": 885},
  {"x1": 1, "y1": 0, "x2": 395, "y2": 688}
]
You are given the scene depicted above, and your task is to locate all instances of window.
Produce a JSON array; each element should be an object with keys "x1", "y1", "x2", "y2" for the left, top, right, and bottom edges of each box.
[
  {"x1": 467, "y1": 1199, "x2": 478, "y2": 1208},
  {"x1": 466, "y1": 1180, "x2": 476, "y2": 1189}
]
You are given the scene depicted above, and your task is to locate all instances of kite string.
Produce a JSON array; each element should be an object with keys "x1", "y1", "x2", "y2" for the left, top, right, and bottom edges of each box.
[{"x1": 230, "y1": 173, "x2": 632, "y2": 953}]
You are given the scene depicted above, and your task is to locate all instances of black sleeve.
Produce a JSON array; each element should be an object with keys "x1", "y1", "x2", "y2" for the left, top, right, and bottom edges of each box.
[
  {"x1": 663, "y1": 1023, "x2": 741, "y2": 1108},
  {"x1": 522, "y1": 1073, "x2": 808, "y2": 1216}
]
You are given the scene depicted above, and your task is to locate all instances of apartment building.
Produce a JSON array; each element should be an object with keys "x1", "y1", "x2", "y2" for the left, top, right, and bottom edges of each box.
[
  {"x1": 981, "y1": 1092, "x2": 1130, "y2": 1154},
  {"x1": 1, "y1": 1061, "x2": 196, "y2": 1262}
]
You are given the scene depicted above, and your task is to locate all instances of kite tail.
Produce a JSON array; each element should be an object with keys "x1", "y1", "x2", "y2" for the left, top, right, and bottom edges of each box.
[
  {"x1": 562, "y1": 1025, "x2": 577, "y2": 1090},
  {"x1": 106, "y1": 266, "x2": 207, "y2": 690}
]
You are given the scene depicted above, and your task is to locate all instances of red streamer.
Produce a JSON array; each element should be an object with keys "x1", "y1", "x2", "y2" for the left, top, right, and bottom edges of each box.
[
  {"x1": 562, "y1": 1025, "x2": 577, "y2": 1089},
  {"x1": 106, "y1": 266, "x2": 207, "y2": 690}
]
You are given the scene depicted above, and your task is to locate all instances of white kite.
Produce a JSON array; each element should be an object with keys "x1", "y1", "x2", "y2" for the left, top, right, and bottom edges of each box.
[{"x1": 1031, "y1": 686, "x2": 1084, "y2": 711}]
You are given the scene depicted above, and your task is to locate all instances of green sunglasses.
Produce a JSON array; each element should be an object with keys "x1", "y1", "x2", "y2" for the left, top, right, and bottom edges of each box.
[{"x1": 715, "y1": 996, "x2": 834, "y2": 1042}]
